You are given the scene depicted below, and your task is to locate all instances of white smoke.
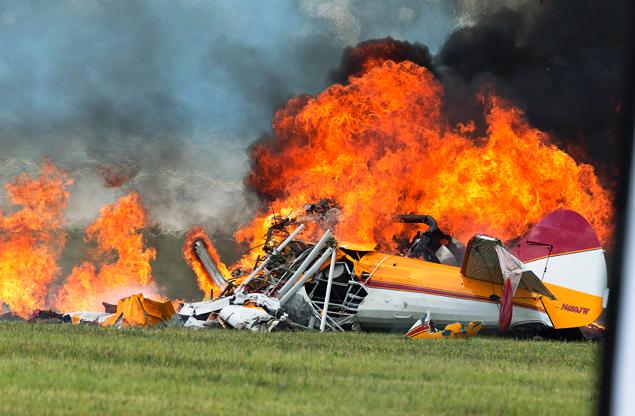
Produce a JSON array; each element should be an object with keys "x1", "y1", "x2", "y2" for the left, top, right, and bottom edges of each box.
[{"x1": 300, "y1": 0, "x2": 362, "y2": 46}]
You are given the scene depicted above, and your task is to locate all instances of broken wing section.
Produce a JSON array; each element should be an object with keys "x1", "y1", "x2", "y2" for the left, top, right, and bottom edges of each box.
[
  {"x1": 193, "y1": 239, "x2": 230, "y2": 294},
  {"x1": 460, "y1": 235, "x2": 556, "y2": 300}
]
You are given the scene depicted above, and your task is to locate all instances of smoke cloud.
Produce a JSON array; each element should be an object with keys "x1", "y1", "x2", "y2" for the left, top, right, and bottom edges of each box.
[{"x1": 0, "y1": 0, "x2": 457, "y2": 234}]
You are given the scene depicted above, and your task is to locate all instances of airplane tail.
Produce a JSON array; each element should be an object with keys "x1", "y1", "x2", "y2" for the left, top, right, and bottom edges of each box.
[{"x1": 511, "y1": 210, "x2": 608, "y2": 329}]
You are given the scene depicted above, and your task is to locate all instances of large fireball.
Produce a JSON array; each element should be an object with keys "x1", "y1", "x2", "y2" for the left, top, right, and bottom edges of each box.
[{"x1": 238, "y1": 60, "x2": 612, "y2": 253}]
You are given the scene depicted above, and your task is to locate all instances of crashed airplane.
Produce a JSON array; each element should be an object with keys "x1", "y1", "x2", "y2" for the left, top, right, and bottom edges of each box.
[{"x1": 180, "y1": 208, "x2": 607, "y2": 337}]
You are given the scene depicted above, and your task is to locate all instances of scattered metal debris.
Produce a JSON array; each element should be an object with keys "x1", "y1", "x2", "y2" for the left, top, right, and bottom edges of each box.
[
  {"x1": 0, "y1": 303, "x2": 20, "y2": 321},
  {"x1": 405, "y1": 311, "x2": 483, "y2": 339}
]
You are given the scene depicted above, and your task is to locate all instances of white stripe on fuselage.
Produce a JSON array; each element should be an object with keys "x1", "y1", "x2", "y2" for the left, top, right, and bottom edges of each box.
[
  {"x1": 523, "y1": 248, "x2": 606, "y2": 297},
  {"x1": 355, "y1": 287, "x2": 551, "y2": 331}
]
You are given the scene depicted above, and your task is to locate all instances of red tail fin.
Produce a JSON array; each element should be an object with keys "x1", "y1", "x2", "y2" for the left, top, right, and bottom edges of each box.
[
  {"x1": 512, "y1": 209, "x2": 607, "y2": 329},
  {"x1": 511, "y1": 209, "x2": 601, "y2": 262}
]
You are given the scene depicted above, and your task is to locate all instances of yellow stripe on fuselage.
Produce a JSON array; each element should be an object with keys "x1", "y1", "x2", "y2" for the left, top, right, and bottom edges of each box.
[{"x1": 353, "y1": 252, "x2": 545, "y2": 313}]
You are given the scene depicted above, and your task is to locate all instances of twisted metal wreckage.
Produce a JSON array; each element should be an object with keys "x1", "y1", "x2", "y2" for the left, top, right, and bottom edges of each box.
[{"x1": 176, "y1": 204, "x2": 609, "y2": 339}]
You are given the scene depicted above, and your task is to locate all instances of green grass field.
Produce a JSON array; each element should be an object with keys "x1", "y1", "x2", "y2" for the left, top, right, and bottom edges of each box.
[{"x1": 0, "y1": 322, "x2": 599, "y2": 415}]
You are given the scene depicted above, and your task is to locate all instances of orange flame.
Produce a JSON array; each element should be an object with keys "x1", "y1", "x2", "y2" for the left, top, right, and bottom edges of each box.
[
  {"x1": 0, "y1": 161, "x2": 72, "y2": 317},
  {"x1": 183, "y1": 227, "x2": 231, "y2": 298},
  {"x1": 238, "y1": 60, "x2": 613, "y2": 254},
  {"x1": 54, "y1": 193, "x2": 159, "y2": 312}
]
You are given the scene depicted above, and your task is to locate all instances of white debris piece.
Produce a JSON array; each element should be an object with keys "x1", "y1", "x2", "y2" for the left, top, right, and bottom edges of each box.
[
  {"x1": 218, "y1": 305, "x2": 276, "y2": 331},
  {"x1": 232, "y1": 292, "x2": 281, "y2": 314},
  {"x1": 183, "y1": 316, "x2": 220, "y2": 329},
  {"x1": 179, "y1": 297, "x2": 230, "y2": 318},
  {"x1": 65, "y1": 312, "x2": 112, "y2": 324}
]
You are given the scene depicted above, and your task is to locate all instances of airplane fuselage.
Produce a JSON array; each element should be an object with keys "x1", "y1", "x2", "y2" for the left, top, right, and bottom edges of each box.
[{"x1": 350, "y1": 252, "x2": 550, "y2": 332}]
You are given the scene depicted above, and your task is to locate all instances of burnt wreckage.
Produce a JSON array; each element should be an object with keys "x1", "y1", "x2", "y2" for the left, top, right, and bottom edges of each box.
[{"x1": 179, "y1": 202, "x2": 471, "y2": 332}]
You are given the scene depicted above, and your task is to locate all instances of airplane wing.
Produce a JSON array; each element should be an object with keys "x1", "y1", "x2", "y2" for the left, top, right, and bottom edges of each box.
[{"x1": 460, "y1": 235, "x2": 556, "y2": 300}]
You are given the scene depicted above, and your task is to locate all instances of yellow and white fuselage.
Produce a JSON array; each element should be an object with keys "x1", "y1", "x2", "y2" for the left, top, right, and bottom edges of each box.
[{"x1": 341, "y1": 210, "x2": 608, "y2": 333}]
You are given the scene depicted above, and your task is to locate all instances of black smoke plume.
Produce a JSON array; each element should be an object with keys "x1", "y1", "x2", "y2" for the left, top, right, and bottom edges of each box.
[
  {"x1": 329, "y1": 37, "x2": 434, "y2": 84},
  {"x1": 437, "y1": 2, "x2": 633, "y2": 181}
]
